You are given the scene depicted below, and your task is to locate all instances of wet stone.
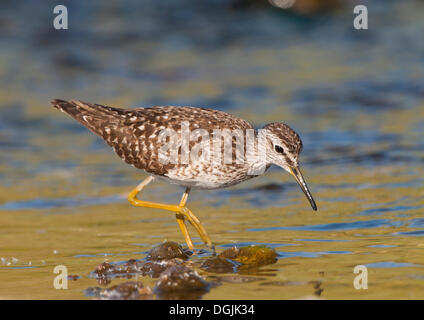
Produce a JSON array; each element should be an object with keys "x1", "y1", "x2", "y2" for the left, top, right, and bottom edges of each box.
[
  {"x1": 120, "y1": 259, "x2": 142, "y2": 273},
  {"x1": 116, "y1": 258, "x2": 184, "y2": 278},
  {"x1": 95, "y1": 260, "x2": 139, "y2": 278},
  {"x1": 92, "y1": 260, "x2": 140, "y2": 286},
  {"x1": 93, "y1": 262, "x2": 118, "y2": 285},
  {"x1": 92, "y1": 258, "x2": 185, "y2": 286},
  {"x1": 86, "y1": 281, "x2": 153, "y2": 300},
  {"x1": 146, "y1": 241, "x2": 189, "y2": 261},
  {"x1": 67, "y1": 274, "x2": 80, "y2": 281},
  {"x1": 139, "y1": 261, "x2": 168, "y2": 278},
  {"x1": 95, "y1": 262, "x2": 116, "y2": 276},
  {"x1": 154, "y1": 265, "x2": 209, "y2": 299},
  {"x1": 219, "y1": 245, "x2": 278, "y2": 268},
  {"x1": 200, "y1": 256, "x2": 240, "y2": 273},
  {"x1": 140, "y1": 259, "x2": 184, "y2": 278}
]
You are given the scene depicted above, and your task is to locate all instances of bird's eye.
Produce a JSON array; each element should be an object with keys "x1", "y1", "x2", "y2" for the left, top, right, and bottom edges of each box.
[{"x1": 274, "y1": 145, "x2": 285, "y2": 154}]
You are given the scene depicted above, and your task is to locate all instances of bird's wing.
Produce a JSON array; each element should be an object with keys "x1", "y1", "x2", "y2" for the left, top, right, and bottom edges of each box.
[{"x1": 52, "y1": 100, "x2": 254, "y2": 176}]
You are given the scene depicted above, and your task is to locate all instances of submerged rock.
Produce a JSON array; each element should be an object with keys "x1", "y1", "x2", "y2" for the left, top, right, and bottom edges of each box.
[
  {"x1": 93, "y1": 262, "x2": 118, "y2": 286},
  {"x1": 95, "y1": 262, "x2": 116, "y2": 276},
  {"x1": 147, "y1": 241, "x2": 189, "y2": 261},
  {"x1": 200, "y1": 256, "x2": 240, "y2": 273},
  {"x1": 219, "y1": 245, "x2": 278, "y2": 268},
  {"x1": 86, "y1": 281, "x2": 153, "y2": 300},
  {"x1": 211, "y1": 275, "x2": 266, "y2": 283},
  {"x1": 140, "y1": 259, "x2": 185, "y2": 278},
  {"x1": 92, "y1": 258, "x2": 185, "y2": 285},
  {"x1": 154, "y1": 265, "x2": 209, "y2": 299},
  {"x1": 118, "y1": 258, "x2": 170, "y2": 277}
]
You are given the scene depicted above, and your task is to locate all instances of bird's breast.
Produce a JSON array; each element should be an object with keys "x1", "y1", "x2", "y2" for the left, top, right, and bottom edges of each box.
[{"x1": 154, "y1": 162, "x2": 257, "y2": 190}]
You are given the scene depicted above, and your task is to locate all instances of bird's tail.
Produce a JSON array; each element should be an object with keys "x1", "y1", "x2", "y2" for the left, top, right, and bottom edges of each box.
[
  {"x1": 51, "y1": 99, "x2": 127, "y2": 138},
  {"x1": 51, "y1": 99, "x2": 146, "y2": 168}
]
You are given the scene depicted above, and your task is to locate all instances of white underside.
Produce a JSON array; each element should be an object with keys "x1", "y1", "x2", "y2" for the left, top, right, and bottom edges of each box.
[{"x1": 151, "y1": 173, "x2": 233, "y2": 189}]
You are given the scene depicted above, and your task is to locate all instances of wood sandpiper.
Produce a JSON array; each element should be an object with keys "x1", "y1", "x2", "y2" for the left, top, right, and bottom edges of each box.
[{"x1": 52, "y1": 99, "x2": 317, "y2": 250}]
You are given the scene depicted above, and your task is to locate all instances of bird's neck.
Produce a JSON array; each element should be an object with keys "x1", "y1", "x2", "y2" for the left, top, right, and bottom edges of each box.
[{"x1": 243, "y1": 128, "x2": 271, "y2": 176}]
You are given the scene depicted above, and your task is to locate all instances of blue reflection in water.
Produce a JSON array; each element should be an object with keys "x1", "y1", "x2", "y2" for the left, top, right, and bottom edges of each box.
[
  {"x1": 0, "y1": 194, "x2": 125, "y2": 211},
  {"x1": 278, "y1": 250, "x2": 351, "y2": 259},
  {"x1": 365, "y1": 262, "x2": 421, "y2": 268},
  {"x1": 248, "y1": 219, "x2": 404, "y2": 232}
]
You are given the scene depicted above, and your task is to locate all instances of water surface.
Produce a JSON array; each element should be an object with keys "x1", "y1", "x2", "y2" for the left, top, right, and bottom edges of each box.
[{"x1": 0, "y1": 0, "x2": 423, "y2": 299}]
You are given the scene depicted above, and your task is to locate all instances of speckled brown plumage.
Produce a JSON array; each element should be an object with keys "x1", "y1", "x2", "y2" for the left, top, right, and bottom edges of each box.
[{"x1": 51, "y1": 99, "x2": 304, "y2": 190}]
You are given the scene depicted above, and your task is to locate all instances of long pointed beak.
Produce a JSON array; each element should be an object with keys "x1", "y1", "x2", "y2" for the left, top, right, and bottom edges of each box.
[{"x1": 289, "y1": 167, "x2": 317, "y2": 211}]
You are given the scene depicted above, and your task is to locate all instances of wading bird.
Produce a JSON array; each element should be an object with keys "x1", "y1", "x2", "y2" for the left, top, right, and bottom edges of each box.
[{"x1": 52, "y1": 99, "x2": 317, "y2": 250}]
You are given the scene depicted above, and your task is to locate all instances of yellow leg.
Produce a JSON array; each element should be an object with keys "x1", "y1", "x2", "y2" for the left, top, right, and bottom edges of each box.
[
  {"x1": 128, "y1": 176, "x2": 212, "y2": 250},
  {"x1": 176, "y1": 188, "x2": 194, "y2": 250},
  {"x1": 175, "y1": 213, "x2": 194, "y2": 250}
]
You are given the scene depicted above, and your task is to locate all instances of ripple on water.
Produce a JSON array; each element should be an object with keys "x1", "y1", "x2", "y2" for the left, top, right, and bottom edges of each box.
[
  {"x1": 394, "y1": 230, "x2": 424, "y2": 237},
  {"x1": 367, "y1": 245, "x2": 397, "y2": 248},
  {"x1": 278, "y1": 251, "x2": 351, "y2": 259},
  {"x1": 365, "y1": 262, "x2": 421, "y2": 269},
  {"x1": 408, "y1": 218, "x2": 424, "y2": 228},
  {"x1": 296, "y1": 239, "x2": 351, "y2": 243},
  {"x1": 248, "y1": 219, "x2": 404, "y2": 232},
  {"x1": 219, "y1": 242, "x2": 297, "y2": 249},
  {"x1": 357, "y1": 205, "x2": 424, "y2": 216},
  {"x1": 0, "y1": 194, "x2": 125, "y2": 211}
]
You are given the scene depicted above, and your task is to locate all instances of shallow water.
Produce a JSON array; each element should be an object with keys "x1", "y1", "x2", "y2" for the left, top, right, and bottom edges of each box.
[{"x1": 0, "y1": 0, "x2": 424, "y2": 299}]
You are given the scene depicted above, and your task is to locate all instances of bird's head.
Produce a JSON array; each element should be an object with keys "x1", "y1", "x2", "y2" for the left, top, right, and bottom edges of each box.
[{"x1": 262, "y1": 122, "x2": 317, "y2": 211}]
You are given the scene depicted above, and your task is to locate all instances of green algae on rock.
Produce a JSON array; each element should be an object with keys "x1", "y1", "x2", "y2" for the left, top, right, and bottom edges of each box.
[{"x1": 219, "y1": 245, "x2": 278, "y2": 268}]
